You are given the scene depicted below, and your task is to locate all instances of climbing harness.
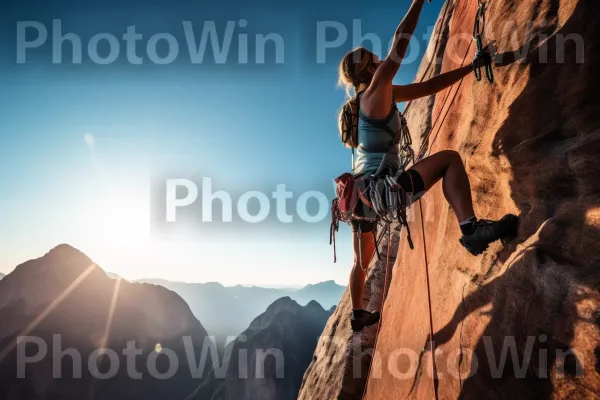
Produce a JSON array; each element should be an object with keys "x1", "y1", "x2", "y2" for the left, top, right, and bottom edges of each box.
[{"x1": 473, "y1": 0, "x2": 494, "y2": 83}]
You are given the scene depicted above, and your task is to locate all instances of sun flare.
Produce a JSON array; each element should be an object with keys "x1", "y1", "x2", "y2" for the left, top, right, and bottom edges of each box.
[{"x1": 88, "y1": 191, "x2": 151, "y2": 244}]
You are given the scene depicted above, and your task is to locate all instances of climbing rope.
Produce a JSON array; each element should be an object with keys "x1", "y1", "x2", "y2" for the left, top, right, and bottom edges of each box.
[{"x1": 418, "y1": 198, "x2": 439, "y2": 399}]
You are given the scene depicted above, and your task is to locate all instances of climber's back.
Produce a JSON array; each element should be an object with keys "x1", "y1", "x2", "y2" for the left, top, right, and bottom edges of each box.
[{"x1": 353, "y1": 92, "x2": 402, "y2": 177}]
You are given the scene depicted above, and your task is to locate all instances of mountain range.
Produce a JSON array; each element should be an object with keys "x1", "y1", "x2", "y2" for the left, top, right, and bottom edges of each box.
[
  {"x1": 133, "y1": 278, "x2": 344, "y2": 340},
  {"x1": 0, "y1": 245, "x2": 335, "y2": 399}
]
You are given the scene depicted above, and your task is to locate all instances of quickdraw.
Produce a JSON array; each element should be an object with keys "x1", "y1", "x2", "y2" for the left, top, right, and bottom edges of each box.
[{"x1": 473, "y1": 0, "x2": 494, "y2": 83}]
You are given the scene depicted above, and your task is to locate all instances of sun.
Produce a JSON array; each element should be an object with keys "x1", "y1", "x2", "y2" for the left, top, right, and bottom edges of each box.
[
  {"x1": 81, "y1": 133, "x2": 151, "y2": 244},
  {"x1": 91, "y1": 190, "x2": 151, "y2": 244},
  {"x1": 102, "y1": 198, "x2": 150, "y2": 243}
]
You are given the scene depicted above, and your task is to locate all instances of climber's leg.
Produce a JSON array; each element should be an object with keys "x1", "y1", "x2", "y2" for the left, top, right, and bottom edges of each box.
[
  {"x1": 349, "y1": 230, "x2": 375, "y2": 309},
  {"x1": 408, "y1": 150, "x2": 475, "y2": 222},
  {"x1": 408, "y1": 150, "x2": 519, "y2": 255},
  {"x1": 349, "y1": 222, "x2": 380, "y2": 332}
]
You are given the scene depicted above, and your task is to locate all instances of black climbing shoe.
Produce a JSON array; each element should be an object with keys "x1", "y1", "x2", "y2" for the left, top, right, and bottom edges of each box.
[
  {"x1": 459, "y1": 214, "x2": 519, "y2": 256},
  {"x1": 351, "y1": 310, "x2": 380, "y2": 332}
]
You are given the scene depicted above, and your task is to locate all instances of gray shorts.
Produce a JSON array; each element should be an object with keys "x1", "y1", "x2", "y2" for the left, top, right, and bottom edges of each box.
[{"x1": 351, "y1": 169, "x2": 425, "y2": 233}]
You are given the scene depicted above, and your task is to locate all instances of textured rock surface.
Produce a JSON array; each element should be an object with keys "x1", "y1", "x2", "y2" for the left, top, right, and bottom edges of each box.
[
  {"x1": 363, "y1": 0, "x2": 600, "y2": 399},
  {"x1": 297, "y1": 229, "x2": 400, "y2": 400}
]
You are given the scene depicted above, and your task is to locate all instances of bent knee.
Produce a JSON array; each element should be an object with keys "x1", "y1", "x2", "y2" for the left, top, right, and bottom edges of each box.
[{"x1": 439, "y1": 150, "x2": 462, "y2": 164}]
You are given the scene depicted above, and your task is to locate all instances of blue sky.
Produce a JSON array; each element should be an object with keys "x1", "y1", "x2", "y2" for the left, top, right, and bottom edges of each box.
[{"x1": 0, "y1": 0, "x2": 443, "y2": 285}]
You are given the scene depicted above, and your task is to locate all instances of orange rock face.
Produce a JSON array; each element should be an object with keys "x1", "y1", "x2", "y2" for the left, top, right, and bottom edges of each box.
[{"x1": 364, "y1": 0, "x2": 600, "y2": 399}]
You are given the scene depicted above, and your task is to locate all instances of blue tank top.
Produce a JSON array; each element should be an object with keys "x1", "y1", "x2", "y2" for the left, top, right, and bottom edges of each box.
[{"x1": 352, "y1": 95, "x2": 403, "y2": 177}]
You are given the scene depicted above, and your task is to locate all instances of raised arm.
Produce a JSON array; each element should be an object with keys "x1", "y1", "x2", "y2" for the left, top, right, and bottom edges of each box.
[
  {"x1": 373, "y1": 0, "x2": 426, "y2": 87},
  {"x1": 362, "y1": 0, "x2": 427, "y2": 117}
]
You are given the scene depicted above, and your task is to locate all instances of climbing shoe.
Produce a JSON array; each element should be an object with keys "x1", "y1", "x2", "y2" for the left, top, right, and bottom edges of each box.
[
  {"x1": 351, "y1": 309, "x2": 380, "y2": 332},
  {"x1": 459, "y1": 214, "x2": 519, "y2": 256}
]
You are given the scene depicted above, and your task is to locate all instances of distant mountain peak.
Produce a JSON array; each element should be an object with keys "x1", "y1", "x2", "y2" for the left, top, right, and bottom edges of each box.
[
  {"x1": 49, "y1": 243, "x2": 83, "y2": 254},
  {"x1": 203, "y1": 281, "x2": 225, "y2": 288},
  {"x1": 305, "y1": 300, "x2": 325, "y2": 312},
  {"x1": 5, "y1": 244, "x2": 97, "y2": 285},
  {"x1": 268, "y1": 296, "x2": 299, "y2": 309},
  {"x1": 303, "y1": 280, "x2": 341, "y2": 289},
  {"x1": 258, "y1": 297, "x2": 329, "y2": 324},
  {"x1": 46, "y1": 243, "x2": 93, "y2": 264}
]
